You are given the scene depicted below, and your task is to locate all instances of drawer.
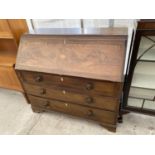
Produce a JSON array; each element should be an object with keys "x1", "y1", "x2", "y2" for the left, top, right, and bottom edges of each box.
[
  {"x1": 24, "y1": 83, "x2": 119, "y2": 111},
  {"x1": 28, "y1": 95, "x2": 117, "y2": 125},
  {"x1": 20, "y1": 71, "x2": 122, "y2": 97}
]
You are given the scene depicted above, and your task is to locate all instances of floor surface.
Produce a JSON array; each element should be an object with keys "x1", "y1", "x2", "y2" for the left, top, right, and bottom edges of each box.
[{"x1": 0, "y1": 88, "x2": 155, "y2": 135}]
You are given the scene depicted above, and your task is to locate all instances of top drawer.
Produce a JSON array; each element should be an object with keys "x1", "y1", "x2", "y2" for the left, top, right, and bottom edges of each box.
[{"x1": 19, "y1": 71, "x2": 122, "y2": 97}]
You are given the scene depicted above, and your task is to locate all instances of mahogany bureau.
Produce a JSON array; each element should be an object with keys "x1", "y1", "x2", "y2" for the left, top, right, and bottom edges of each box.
[{"x1": 15, "y1": 28, "x2": 127, "y2": 132}]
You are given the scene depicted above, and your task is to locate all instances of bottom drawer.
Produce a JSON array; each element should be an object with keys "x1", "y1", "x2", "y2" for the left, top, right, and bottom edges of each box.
[{"x1": 28, "y1": 95, "x2": 117, "y2": 125}]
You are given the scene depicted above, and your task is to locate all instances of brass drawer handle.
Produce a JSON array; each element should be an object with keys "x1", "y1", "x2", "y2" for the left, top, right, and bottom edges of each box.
[
  {"x1": 35, "y1": 75, "x2": 43, "y2": 82},
  {"x1": 87, "y1": 110, "x2": 94, "y2": 117},
  {"x1": 85, "y1": 97, "x2": 93, "y2": 104},
  {"x1": 43, "y1": 100, "x2": 50, "y2": 108},
  {"x1": 86, "y1": 83, "x2": 93, "y2": 90},
  {"x1": 40, "y1": 88, "x2": 46, "y2": 95}
]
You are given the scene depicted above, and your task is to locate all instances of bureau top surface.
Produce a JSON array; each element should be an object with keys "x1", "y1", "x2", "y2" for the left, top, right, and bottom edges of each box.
[{"x1": 15, "y1": 28, "x2": 127, "y2": 82}]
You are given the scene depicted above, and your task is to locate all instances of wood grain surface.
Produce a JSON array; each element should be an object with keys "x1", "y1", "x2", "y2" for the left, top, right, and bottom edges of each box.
[
  {"x1": 0, "y1": 66, "x2": 22, "y2": 91},
  {"x1": 23, "y1": 82, "x2": 119, "y2": 111},
  {"x1": 29, "y1": 95, "x2": 117, "y2": 125},
  {"x1": 16, "y1": 28, "x2": 127, "y2": 132},
  {"x1": 16, "y1": 33, "x2": 127, "y2": 82},
  {"x1": 20, "y1": 71, "x2": 122, "y2": 97},
  {"x1": 0, "y1": 19, "x2": 28, "y2": 91}
]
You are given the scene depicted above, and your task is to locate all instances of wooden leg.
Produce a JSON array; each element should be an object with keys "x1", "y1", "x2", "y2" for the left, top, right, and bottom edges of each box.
[
  {"x1": 120, "y1": 109, "x2": 130, "y2": 115},
  {"x1": 31, "y1": 105, "x2": 44, "y2": 113},
  {"x1": 100, "y1": 123, "x2": 116, "y2": 132},
  {"x1": 106, "y1": 126, "x2": 116, "y2": 132}
]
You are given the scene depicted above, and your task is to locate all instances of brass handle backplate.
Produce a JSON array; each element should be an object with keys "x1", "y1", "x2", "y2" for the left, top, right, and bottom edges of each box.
[
  {"x1": 86, "y1": 83, "x2": 93, "y2": 90},
  {"x1": 35, "y1": 75, "x2": 43, "y2": 82},
  {"x1": 43, "y1": 100, "x2": 50, "y2": 108},
  {"x1": 85, "y1": 97, "x2": 93, "y2": 104},
  {"x1": 40, "y1": 88, "x2": 46, "y2": 95}
]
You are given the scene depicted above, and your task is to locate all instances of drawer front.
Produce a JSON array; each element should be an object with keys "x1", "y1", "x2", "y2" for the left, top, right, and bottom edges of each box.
[
  {"x1": 28, "y1": 95, "x2": 117, "y2": 125},
  {"x1": 24, "y1": 83, "x2": 119, "y2": 111},
  {"x1": 20, "y1": 71, "x2": 122, "y2": 97}
]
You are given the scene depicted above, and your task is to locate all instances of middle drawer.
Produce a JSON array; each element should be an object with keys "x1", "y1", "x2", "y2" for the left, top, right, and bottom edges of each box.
[{"x1": 23, "y1": 83, "x2": 119, "y2": 112}]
